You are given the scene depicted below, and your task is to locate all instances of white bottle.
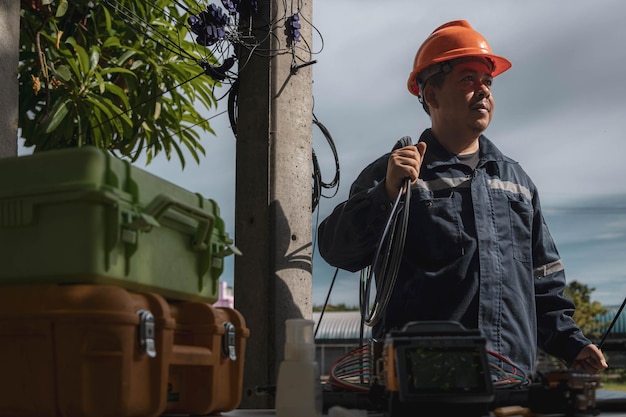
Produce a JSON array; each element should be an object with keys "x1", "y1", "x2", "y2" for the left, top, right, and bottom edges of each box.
[{"x1": 275, "y1": 318, "x2": 322, "y2": 417}]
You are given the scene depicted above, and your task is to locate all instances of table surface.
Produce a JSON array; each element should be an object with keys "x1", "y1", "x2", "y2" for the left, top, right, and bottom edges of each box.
[
  {"x1": 220, "y1": 411, "x2": 626, "y2": 417},
  {"x1": 158, "y1": 390, "x2": 626, "y2": 417}
]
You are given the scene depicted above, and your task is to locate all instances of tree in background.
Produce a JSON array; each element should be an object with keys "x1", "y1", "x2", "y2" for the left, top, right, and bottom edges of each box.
[
  {"x1": 313, "y1": 303, "x2": 359, "y2": 312},
  {"x1": 19, "y1": 0, "x2": 221, "y2": 167},
  {"x1": 565, "y1": 280, "x2": 608, "y2": 339},
  {"x1": 536, "y1": 281, "x2": 609, "y2": 372}
]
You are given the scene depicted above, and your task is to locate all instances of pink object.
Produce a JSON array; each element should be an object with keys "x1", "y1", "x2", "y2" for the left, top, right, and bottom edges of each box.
[{"x1": 214, "y1": 281, "x2": 234, "y2": 308}]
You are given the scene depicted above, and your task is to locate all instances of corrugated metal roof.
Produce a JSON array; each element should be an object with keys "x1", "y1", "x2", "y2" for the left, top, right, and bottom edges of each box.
[
  {"x1": 313, "y1": 311, "x2": 371, "y2": 342},
  {"x1": 313, "y1": 304, "x2": 626, "y2": 342},
  {"x1": 598, "y1": 304, "x2": 626, "y2": 335}
]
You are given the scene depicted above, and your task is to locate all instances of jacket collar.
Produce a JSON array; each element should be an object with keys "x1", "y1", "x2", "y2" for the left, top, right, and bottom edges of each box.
[{"x1": 418, "y1": 128, "x2": 511, "y2": 167}]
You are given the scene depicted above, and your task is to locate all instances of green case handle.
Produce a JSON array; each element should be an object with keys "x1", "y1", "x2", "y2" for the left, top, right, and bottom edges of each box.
[{"x1": 126, "y1": 194, "x2": 215, "y2": 251}]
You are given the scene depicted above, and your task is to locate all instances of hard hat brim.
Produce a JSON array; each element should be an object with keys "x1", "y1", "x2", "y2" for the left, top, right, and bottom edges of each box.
[{"x1": 407, "y1": 53, "x2": 512, "y2": 97}]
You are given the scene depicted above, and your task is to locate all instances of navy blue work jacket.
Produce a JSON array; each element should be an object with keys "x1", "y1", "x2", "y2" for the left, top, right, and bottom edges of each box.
[{"x1": 317, "y1": 129, "x2": 591, "y2": 378}]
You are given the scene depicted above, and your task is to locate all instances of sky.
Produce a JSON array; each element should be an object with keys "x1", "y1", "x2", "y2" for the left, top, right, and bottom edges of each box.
[
  {"x1": 301, "y1": 0, "x2": 626, "y2": 308},
  {"x1": 20, "y1": 0, "x2": 626, "y2": 308}
]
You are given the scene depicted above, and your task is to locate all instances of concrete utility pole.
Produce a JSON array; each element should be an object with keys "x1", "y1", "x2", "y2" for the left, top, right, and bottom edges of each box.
[
  {"x1": 234, "y1": 0, "x2": 314, "y2": 409},
  {"x1": 0, "y1": 0, "x2": 19, "y2": 157}
]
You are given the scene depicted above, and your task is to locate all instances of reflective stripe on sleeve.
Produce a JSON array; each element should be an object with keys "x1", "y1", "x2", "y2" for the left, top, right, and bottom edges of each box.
[{"x1": 534, "y1": 260, "x2": 564, "y2": 279}]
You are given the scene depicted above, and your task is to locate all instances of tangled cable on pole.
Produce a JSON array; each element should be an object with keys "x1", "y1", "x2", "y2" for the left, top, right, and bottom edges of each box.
[{"x1": 312, "y1": 113, "x2": 340, "y2": 212}]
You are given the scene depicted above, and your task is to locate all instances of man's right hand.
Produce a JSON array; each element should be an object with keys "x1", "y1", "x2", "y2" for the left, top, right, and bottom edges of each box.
[{"x1": 385, "y1": 142, "x2": 427, "y2": 200}]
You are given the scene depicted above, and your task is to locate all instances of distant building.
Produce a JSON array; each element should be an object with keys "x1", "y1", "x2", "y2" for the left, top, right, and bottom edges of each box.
[{"x1": 313, "y1": 311, "x2": 370, "y2": 376}]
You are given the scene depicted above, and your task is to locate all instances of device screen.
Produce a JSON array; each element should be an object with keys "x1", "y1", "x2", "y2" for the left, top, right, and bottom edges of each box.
[{"x1": 400, "y1": 346, "x2": 487, "y2": 394}]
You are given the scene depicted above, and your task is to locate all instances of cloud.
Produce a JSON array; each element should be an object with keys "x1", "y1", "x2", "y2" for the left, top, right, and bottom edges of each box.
[
  {"x1": 309, "y1": 0, "x2": 626, "y2": 307},
  {"x1": 311, "y1": 4, "x2": 625, "y2": 225}
]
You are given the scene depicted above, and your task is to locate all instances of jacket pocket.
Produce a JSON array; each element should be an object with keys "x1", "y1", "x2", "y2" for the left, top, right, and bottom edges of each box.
[
  {"x1": 407, "y1": 193, "x2": 464, "y2": 267},
  {"x1": 508, "y1": 197, "x2": 532, "y2": 263}
]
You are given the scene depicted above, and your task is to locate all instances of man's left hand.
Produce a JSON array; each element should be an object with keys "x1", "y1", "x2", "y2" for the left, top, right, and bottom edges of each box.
[{"x1": 570, "y1": 344, "x2": 608, "y2": 374}]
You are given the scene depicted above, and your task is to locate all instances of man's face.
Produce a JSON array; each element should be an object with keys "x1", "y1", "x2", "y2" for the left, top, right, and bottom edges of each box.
[{"x1": 431, "y1": 60, "x2": 495, "y2": 134}]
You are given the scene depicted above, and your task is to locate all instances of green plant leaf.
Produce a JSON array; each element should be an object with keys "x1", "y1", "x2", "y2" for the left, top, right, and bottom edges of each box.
[
  {"x1": 54, "y1": 65, "x2": 72, "y2": 82},
  {"x1": 19, "y1": 0, "x2": 219, "y2": 166},
  {"x1": 103, "y1": 82, "x2": 131, "y2": 110},
  {"x1": 100, "y1": 67, "x2": 136, "y2": 77},
  {"x1": 89, "y1": 47, "x2": 100, "y2": 71},
  {"x1": 55, "y1": 0, "x2": 69, "y2": 18},
  {"x1": 102, "y1": 36, "x2": 121, "y2": 50},
  {"x1": 66, "y1": 38, "x2": 90, "y2": 77},
  {"x1": 42, "y1": 98, "x2": 72, "y2": 134},
  {"x1": 94, "y1": 71, "x2": 105, "y2": 94},
  {"x1": 103, "y1": 5, "x2": 112, "y2": 33}
]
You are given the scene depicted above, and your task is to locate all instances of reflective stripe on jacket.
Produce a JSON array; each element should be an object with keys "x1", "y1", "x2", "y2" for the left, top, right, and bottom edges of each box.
[{"x1": 317, "y1": 129, "x2": 590, "y2": 377}]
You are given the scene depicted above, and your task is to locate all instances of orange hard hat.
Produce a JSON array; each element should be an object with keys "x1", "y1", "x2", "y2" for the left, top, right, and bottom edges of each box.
[{"x1": 407, "y1": 20, "x2": 512, "y2": 97}]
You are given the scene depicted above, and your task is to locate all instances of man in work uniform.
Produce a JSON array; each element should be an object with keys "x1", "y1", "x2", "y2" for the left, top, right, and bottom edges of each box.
[{"x1": 317, "y1": 20, "x2": 607, "y2": 379}]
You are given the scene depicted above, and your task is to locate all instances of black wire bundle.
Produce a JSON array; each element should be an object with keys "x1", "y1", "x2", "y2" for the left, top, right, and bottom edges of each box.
[
  {"x1": 360, "y1": 136, "x2": 413, "y2": 328},
  {"x1": 312, "y1": 113, "x2": 340, "y2": 212}
]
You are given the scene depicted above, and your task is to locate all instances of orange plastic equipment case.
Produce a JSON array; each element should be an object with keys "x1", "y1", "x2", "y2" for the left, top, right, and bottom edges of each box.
[
  {"x1": 0, "y1": 284, "x2": 174, "y2": 417},
  {"x1": 0, "y1": 284, "x2": 249, "y2": 417},
  {"x1": 165, "y1": 300, "x2": 250, "y2": 415}
]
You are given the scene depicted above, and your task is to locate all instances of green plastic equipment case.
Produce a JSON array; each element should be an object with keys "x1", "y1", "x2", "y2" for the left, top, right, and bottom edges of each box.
[{"x1": 0, "y1": 146, "x2": 239, "y2": 303}]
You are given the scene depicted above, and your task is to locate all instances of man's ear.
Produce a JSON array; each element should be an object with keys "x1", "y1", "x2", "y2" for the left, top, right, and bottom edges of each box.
[{"x1": 423, "y1": 84, "x2": 438, "y2": 110}]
